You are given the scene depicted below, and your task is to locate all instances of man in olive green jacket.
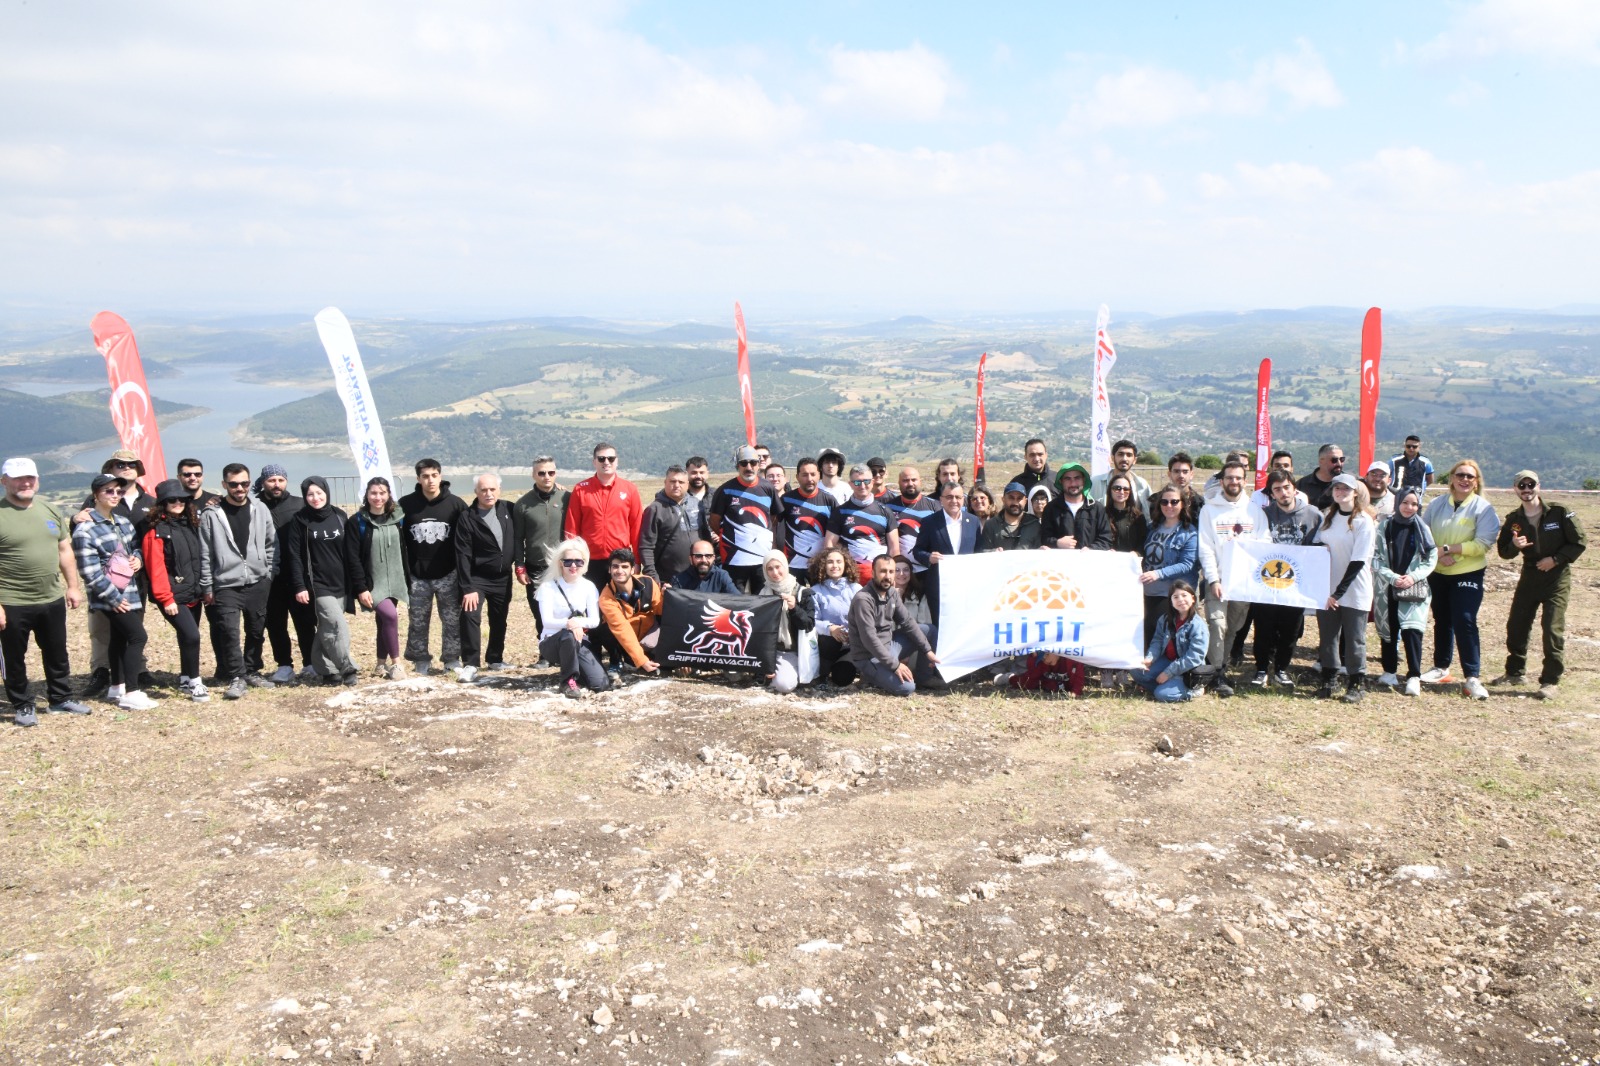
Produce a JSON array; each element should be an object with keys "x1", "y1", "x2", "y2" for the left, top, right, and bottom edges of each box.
[{"x1": 512, "y1": 456, "x2": 570, "y2": 635}]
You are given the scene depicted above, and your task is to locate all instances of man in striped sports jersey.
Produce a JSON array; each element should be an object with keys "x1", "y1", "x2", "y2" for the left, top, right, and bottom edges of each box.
[
  {"x1": 887, "y1": 466, "x2": 939, "y2": 574},
  {"x1": 832, "y1": 464, "x2": 898, "y2": 583},
  {"x1": 708, "y1": 445, "x2": 786, "y2": 594},
  {"x1": 780, "y1": 457, "x2": 839, "y2": 584}
]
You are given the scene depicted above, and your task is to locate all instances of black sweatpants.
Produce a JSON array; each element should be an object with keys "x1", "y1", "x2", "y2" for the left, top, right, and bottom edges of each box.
[
  {"x1": 158, "y1": 600, "x2": 206, "y2": 680},
  {"x1": 1253, "y1": 604, "x2": 1304, "y2": 674},
  {"x1": 104, "y1": 608, "x2": 149, "y2": 688},
  {"x1": 261, "y1": 574, "x2": 316, "y2": 672},
  {"x1": 460, "y1": 577, "x2": 512, "y2": 668},
  {"x1": 1, "y1": 598, "x2": 72, "y2": 708},
  {"x1": 208, "y1": 580, "x2": 271, "y2": 681}
]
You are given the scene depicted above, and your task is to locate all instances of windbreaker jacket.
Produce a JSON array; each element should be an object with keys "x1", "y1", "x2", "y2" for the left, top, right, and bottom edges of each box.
[
  {"x1": 512, "y1": 486, "x2": 569, "y2": 580},
  {"x1": 1422, "y1": 493, "x2": 1500, "y2": 576},
  {"x1": 564, "y1": 475, "x2": 642, "y2": 559}
]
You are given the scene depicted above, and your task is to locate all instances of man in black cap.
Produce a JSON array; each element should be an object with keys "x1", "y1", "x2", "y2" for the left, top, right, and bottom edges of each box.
[
  {"x1": 1494, "y1": 469, "x2": 1586, "y2": 700},
  {"x1": 73, "y1": 448, "x2": 156, "y2": 697}
]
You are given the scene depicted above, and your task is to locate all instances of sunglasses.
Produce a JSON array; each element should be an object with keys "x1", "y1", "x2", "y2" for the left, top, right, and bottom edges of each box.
[
  {"x1": 851, "y1": 478, "x2": 872, "y2": 486},
  {"x1": 1516, "y1": 480, "x2": 1537, "y2": 490},
  {"x1": 561, "y1": 558, "x2": 584, "y2": 568},
  {"x1": 1454, "y1": 472, "x2": 1477, "y2": 481},
  {"x1": 100, "y1": 486, "x2": 125, "y2": 496},
  {"x1": 595, "y1": 455, "x2": 618, "y2": 463},
  {"x1": 180, "y1": 471, "x2": 204, "y2": 478},
  {"x1": 690, "y1": 552, "x2": 715, "y2": 559},
  {"x1": 1110, "y1": 485, "x2": 1131, "y2": 492},
  {"x1": 224, "y1": 479, "x2": 250, "y2": 488},
  {"x1": 738, "y1": 460, "x2": 760, "y2": 468},
  {"x1": 1328, "y1": 457, "x2": 1346, "y2": 465},
  {"x1": 1160, "y1": 498, "x2": 1183, "y2": 506}
]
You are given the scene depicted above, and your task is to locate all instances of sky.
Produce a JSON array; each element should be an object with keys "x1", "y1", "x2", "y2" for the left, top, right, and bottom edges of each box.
[{"x1": 2, "y1": 0, "x2": 1598, "y2": 321}]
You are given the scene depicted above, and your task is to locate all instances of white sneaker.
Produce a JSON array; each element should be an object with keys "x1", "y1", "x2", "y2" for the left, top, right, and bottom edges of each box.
[
  {"x1": 187, "y1": 678, "x2": 210, "y2": 702},
  {"x1": 119, "y1": 690, "x2": 157, "y2": 711},
  {"x1": 1464, "y1": 677, "x2": 1488, "y2": 701},
  {"x1": 270, "y1": 665, "x2": 295, "y2": 684},
  {"x1": 1404, "y1": 677, "x2": 1421, "y2": 697},
  {"x1": 455, "y1": 666, "x2": 477, "y2": 683},
  {"x1": 1377, "y1": 672, "x2": 1399, "y2": 688},
  {"x1": 1419, "y1": 667, "x2": 1450, "y2": 684}
]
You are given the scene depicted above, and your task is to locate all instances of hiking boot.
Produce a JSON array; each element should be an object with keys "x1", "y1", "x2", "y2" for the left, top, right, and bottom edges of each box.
[
  {"x1": 119, "y1": 690, "x2": 157, "y2": 711},
  {"x1": 1538, "y1": 683, "x2": 1558, "y2": 701},
  {"x1": 1250, "y1": 671, "x2": 1269, "y2": 687},
  {"x1": 341, "y1": 670, "x2": 361, "y2": 687},
  {"x1": 12, "y1": 705, "x2": 38, "y2": 728},
  {"x1": 46, "y1": 700, "x2": 93, "y2": 715},
  {"x1": 80, "y1": 667, "x2": 111, "y2": 700},
  {"x1": 223, "y1": 678, "x2": 248, "y2": 700},
  {"x1": 1316, "y1": 670, "x2": 1339, "y2": 700},
  {"x1": 1463, "y1": 677, "x2": 1488, "y2": 701},
  {"x1": 245, "y1": 673, "x2": 276, "y2": 689},
  {"x1": 1342, "y1": 676, "x2": 1365, "y2": 704},
  {"x1": 1212, "y1": 675, "x2": 1234, "y2": 699},
  {"x1": 1489, "y1": 674, "x2": 1526, "y2": 688},
  {"x1": 563, "y1": 677, "x2": 582, "y2": 700},
  {"x1": 1404, "y1": 676, "x2": 1422, "y2": 697},
  {"x1": 1419, "y1": 667, "x2": 1452, "y2": 684},
  {"x1": 269, "y1": 664, "x2": 296, "y2": 685}
]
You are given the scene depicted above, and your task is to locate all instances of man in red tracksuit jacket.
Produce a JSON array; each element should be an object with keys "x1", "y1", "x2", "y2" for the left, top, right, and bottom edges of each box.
[{"x1": 564, "y1": 442, "x2": 643, "y2": 589}]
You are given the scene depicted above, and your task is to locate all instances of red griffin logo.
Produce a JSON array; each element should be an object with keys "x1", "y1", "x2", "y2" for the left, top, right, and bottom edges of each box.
[{"x1": 686, "y1": 599, "x2": 755, "y2": 658}]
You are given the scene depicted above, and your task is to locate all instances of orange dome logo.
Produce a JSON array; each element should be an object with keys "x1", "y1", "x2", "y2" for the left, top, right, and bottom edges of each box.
[{"x1": 992, "y1": 570, "x2": 1087, "y2": 612}]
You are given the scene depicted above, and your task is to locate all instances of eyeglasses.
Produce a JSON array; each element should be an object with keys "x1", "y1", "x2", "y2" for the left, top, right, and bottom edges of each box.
[
  {"x1": 224, "y1": 479, "x2": 250, "y2": 488},
  {"x1": 112, "y1": 462, "x2": 138, "y2": 470},
  {"x1": 561, "y1": 558, "x2": 584, "y2": 568},
  {"x1": 595, "y1": 455, "x2": 618, "y2": 464},
  {"x1": 690, "y1": 552, "x2": 715, "y2": 559}
]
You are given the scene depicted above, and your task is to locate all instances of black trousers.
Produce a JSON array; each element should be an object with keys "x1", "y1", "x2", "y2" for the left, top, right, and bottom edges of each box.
[
  {"x1": 727, "y1": 564, "x2": 764, "y2": 595},
  {"x1": 1253, "y1": 604, "x2": 1305, "y2": 674},
  {"x1": 460, "y1": 577, "x2": 512, "y2": 667},
  {"x1": 261, "y1": 574, "x2": 316, "y2": 672},
  {"x1": 522, "y1": 577, "x2": 546, "y2": 639},
  {"x1": 1, "y1": 598, "x2": 72, "y2": 708},
  {"x1": 104, "y1": 608, "x2": 149, "y2": 688},
  {"x1": 208, "y1": 580, "x2": 271, "y2": 681},
  {"x1": 158, "y1": 600, "x2": 205, "y2": 679}
]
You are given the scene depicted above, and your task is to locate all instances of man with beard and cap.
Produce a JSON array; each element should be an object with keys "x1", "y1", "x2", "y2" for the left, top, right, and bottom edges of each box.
[
  {"x1": 669, "y1": 540, "x2": 739, "y2": 594},
  {"x1": 512, "y1": 455, "x2": 568, "y2": 640},
  {"x1": 282, "y1": 475, "x2": 361, "y2": 686},
  {"x1": 1040, "y1": 462, "x2": 1113, "y2": 550},
  {"x1": 845, "y1": 554, "x2": 941, "y2": 696},
  {"x1": 254, "y1": 463, "x2": 319, "y2": 684},
  {"x1": 73, "y1": 449, "x2": 157, "y2": 698},
  {"x1": 199, "y1": 462, "x2": 279, "y2": 701},
  {"x1": 1364, "y1": 461, "x2": 1396, "y2": 518},
  {"x1": 867, "y1": 458, "x2": 890, "y2": 501},
  {"x1": 979, "y1": 481, "x2": 1043, "y2": 551},
  {"x1": 817, "y1": 447, "x2": 850, "y2": 506},
  {"x1": 0, "y1": 457, "x2": 90, "y2": 725},
  {"x1": 454, "y1": 473, "x2": 516, "y2": 682},
  {"x1": 709, "y1": 445, "x2": 786, "y2": 593},
  {"x1": 1494, "y1": 469, "x2": 1587, "y2": 700},
  {"x1": 399, "y1": 458, "x2": 468, "y2": 676},
  {"x1": 637, "y1": 466, "x2": 706, "y2": 582}
]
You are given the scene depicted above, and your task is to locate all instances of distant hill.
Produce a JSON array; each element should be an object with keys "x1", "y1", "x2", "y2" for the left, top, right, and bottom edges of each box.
[{"x1": 0, "y1": 387, "x2": 200, "y2": 460}]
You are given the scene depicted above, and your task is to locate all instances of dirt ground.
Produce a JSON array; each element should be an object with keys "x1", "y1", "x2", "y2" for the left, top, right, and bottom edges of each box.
[{"x1": 3, "y1": 490, "x2": 1598, "y2": 1066}]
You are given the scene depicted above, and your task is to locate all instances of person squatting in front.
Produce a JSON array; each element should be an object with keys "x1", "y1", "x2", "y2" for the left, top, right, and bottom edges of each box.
[
  {"x1": 844, "y1": 554, "x2": 941, "y2": 697},
  {"x1": 536, "y1": 538, "x2": 610, "y2": 698},
  {"x1": 1132, "y1": 580, "x2": 1208, "y2": 703}
]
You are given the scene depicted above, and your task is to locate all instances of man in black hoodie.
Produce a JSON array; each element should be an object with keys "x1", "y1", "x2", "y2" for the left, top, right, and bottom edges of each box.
[
  {"x1": 637, "y1": 466, "x2": 706, "y2": 581},
  {"x1": 399, "y1": 458, "x2": 467, "y2": 675},
  {"x1": 455, "y1": 473, "x2": 515, "y2": 681},
  {"x1": 255, "y1": 463, "x2": 319, "y2": 684}
]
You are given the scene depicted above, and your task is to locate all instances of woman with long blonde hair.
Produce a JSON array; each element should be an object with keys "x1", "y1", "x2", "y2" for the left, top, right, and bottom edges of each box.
[{"x1": 1420, "y1": 459, "x2": 1501, "y2": 700}]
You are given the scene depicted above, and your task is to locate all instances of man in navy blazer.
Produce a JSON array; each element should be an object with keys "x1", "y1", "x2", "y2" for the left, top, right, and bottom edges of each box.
[{"x1": 911, "y1": 481, "x2": 982, "y2": 625}]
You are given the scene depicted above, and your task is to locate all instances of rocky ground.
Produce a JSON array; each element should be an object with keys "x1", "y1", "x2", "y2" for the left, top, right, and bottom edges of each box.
[{"x1": 3, "y1": 495, "x2": 1599, "y2": 1066}]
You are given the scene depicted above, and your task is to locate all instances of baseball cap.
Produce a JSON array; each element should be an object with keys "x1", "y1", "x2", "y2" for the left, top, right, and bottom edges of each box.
[
  {"x1": 90, "y1": 473, "x2": 129, "y2": 494},
  {"x1": 1331, "y1": 473, "x2": 1362, "y2": 490},
  {"x1": 1514, "y1": 469, "x2": 1539, "y2": 486},
  {"x1": 734, "y1": 445, "x2": 760, "y2": 463},
  {"x1": 1366, "y1": 461, "x2": 1390, "y2": 475},
  {"x1": 1003, "y1": 481, "x2": 1028, "y2": 496},
  {"x1": 2, "y1": 457, "x2": 39, "y2": 478}
]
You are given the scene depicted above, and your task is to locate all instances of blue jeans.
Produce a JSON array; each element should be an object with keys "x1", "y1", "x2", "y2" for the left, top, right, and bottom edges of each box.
[{"x1": 1131, "y1": 656, "x2": 1191, "y2": 702}]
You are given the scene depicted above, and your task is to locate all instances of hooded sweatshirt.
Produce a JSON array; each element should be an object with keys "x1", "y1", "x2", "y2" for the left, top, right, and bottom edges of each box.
[
  {"x1": 284, "y1": 476, "x2": 359, "y2": 601},
  {"x1": 399, "y1": 480, "x2": 468, "y2": 581}
]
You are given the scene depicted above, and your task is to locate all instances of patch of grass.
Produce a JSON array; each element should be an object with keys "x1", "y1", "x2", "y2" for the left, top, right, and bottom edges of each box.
[
  {"x1": 440, "y1": 948, "x2": 461, "y2": 976},
  {"x1": 1005, "y1": 802, "x2": 1036, "y2": 825},
  {"x1": 1474, "y1": 774, "x2": 1544, "y2": 802},
  {"x1": 337, "y1": 927, "x2": 377, "y2": 947},
  {"x1": 738, "y1": 944, "x2": 765, "y2": 966}
]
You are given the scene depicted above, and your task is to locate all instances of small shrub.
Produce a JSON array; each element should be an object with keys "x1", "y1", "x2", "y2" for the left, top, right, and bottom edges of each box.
[
  {"x1": 1194, "y1": 454, "x2": 1223, "y2": 470},
  {"x1": 1137, "y1": 449, "x2": 1163, "y2": 466},
  {"x1": 1584, "y1": 477, "x2": 1600, "y2": 491}
]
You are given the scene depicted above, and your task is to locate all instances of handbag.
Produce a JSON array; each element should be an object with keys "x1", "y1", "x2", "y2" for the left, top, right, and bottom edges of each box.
[
  {"x1": 1393, "y1": 579, "x2": 1428, "y2": 602},
  {"x1": 107, "y1": 548, "x2": 136, "y2": 591}
]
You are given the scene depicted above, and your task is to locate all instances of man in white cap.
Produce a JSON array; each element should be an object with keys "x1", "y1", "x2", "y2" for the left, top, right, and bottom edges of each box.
[
  {"x1": 1364, "y1": 461, "x2": 1395, "y2": 517},
  {"x1": 0, "y1": 458, "x2": 91, "y2": 725}
]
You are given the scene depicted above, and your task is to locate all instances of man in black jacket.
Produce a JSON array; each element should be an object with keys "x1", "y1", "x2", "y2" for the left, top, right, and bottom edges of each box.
[
  {"x1": 256, "y1": 463, "x2": 318, "y2": 683},
  {"x1": 637, "y1": 466, "x2": 705, "y2": 581},
  {"x1": 1039, "y1": 463, "x2": 1113, "y2": 550},
  {"x1": 456, "y1": 473, "x2": 515, "y2": 681},
  {"x1": 512, "y1": 455, "x2": 568, "y2": 638},
  {"x1": 1494, "y1": 469, "x2": 1587, "y2": 698},
  {"x1": 399, "y1": 458, "x2": 468, "y2": 675}
]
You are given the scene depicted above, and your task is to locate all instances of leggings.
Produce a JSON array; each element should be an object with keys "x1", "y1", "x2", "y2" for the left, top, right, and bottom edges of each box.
[
  {"x1": 104, "y1": 608, "x2": 149, "y2": 688},
  {"x1": 373, "y1": 597, "x2": 400, "y2": 660},
  {"x1": 1428, "y1": 570, "x2": 1484, "y2": 678},
  {"x1": 1380, "y1": 598, "x2": 1424, "y2": 679},
  {"x1": 159, "y1": 600, "x2": 205, "y2": 679}
]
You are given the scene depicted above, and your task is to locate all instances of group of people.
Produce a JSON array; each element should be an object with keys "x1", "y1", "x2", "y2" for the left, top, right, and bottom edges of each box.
[{"x1": 0, "y1": 430, "x2": 1583, "y2": 725}]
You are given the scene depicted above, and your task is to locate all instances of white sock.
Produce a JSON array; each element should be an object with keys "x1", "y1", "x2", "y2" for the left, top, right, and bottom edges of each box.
[{"x1": 108, "y1": 683, "x2": 125, "y2": 699}]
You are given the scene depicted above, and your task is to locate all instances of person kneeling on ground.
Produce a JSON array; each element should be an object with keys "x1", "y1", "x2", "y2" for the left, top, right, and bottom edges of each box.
[
  {"x1": 1132, "y1": 580, "x2": 1208, "y2": 703},
  {"x1": 758, "y1": 550, "x2": 815, "y2": 693},
  {"x1": 844, "y1": 555, "x2": 941, "y2": 696},
  {"x1": 536, "y1": 538, "x2": 610, "y2": 698},
  {"x1": 598, "y1": 548, "x2": 662, "y2": 679}
]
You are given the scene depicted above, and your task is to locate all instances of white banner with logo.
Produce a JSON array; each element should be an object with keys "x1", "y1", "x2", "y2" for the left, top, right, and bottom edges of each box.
[
  {"x1": 314, "y1": 306, "x2": 396, "y2": 491},
  {"x1": 934, "y1": 550, "x2": 1145, "y2": 680},
  {"x1": 1219, "y1": 540, "x2": 1329, "y2": 609}
]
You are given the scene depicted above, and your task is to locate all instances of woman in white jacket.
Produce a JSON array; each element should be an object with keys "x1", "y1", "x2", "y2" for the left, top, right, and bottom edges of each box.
[{"x1": 535, "y1": 538, "x2": 609, "y2": 698}]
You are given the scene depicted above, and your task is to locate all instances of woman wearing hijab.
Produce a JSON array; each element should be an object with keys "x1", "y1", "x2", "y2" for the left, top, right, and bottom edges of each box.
[
  {"x1": 758, "y1": 550, "x2": 815, "y2": 693},
  {"x1": 349, "y1": 476, "x2": 410, "y2": 679},
  {"x1": 73, "y1": 473, "x2": 153, "y2": 710},
  {"x1": 142, "y1": 478, "x2": 209, "y2": 701},
  {"x1": 283, "y1": 476, "x2": 361, "y2": 686},
  {"x1": 1420, "y1": 459, "x2": 1501, "y2": 700},
  {"x1": 1313, "y1": 474, "x2": 1377, "y2": 703},
  {"x1": 536, "y1": 538, "x2": 609, "y2": 698},
  {"x1": 1373, "y1": 487, "x2": 1437, "y2": 696}
]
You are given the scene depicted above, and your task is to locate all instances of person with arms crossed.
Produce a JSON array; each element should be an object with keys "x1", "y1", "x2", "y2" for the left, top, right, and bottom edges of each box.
[{"x1": 255, "y1": 463, "x2": 318, "y2": 684}]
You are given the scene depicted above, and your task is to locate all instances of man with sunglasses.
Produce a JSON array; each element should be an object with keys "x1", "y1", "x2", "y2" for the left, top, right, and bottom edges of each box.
[
  {"x1": 199, "y1": 462, "x2": 279, "y2": 700},
  {"x1": 565, "y1": 442, "x2": 642, "y2": 590},
  {"x1": 176, "y1": 458, "x2": 221, "y2": 509},
  {"x1": 708, "y1": 445, "x2": 786, "y2": 593},
  {"x1": 1296, "y1": 444, "x2": 1346, "y2": 511},
  {"x1": 1389, "y1": 435, "x2": 1434, "y2": 492},
  {"x1": 1494, "y1": 470, "x2": 1586, "y2": 699},
  {"x1": 669, "y1": 540, "x2": 738, "y2": 594},
  {"x1": 832, "y1": 463, "x2": 898, "y2": 583}
]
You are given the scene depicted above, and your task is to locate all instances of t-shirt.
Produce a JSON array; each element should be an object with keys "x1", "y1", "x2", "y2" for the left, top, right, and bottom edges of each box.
[
  {"x1": 780, "y1": 486, "x2": 838, "y2": 574},
  {"x1": 833, "y1": 497, "x2": 894, "y2": 564},
  {"x1": 887, "y1": 492, "x2": 939, "y2": 572},
  {"x1": 0, "y1": 497, "x2": 69, "y2": 605},
  {"x1": 710, "y1": 478, "x2": 782, "y2": 568},
  {"x1": 221, "y1": 498, "x2": 252, "y2": 553},
  {"x1": 1315, "y1": 512, "x2": 1377, "y2": 611}
]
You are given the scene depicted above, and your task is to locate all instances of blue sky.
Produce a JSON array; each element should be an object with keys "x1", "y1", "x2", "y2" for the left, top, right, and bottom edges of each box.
[{"x1": 1, "y1": 1, "x2": 1597, "y2": 320}]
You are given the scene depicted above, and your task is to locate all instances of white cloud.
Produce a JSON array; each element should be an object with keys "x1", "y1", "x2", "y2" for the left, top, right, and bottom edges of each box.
[
  {"x1": 1419, "y1": 0, "x2": 1600, "y2": 64},
  {"x1": 820, "y1": 43, "x2": 953, "y2": 121},
  {"x1": 1234, "y1": 162, "x2": 1334, "y2": 201},
  {"x1": 1069, "y1": 39, "x2": 1341, "y2": 129},
  {"x1": 1446, "y1": 77, "x2": 1490, "y2": 106},
  {"x1": 1345, "y1": 147, "x2": 1467, "y2": 209}
]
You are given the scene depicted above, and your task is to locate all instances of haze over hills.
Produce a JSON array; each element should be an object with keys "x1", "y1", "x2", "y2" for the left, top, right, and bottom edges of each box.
[{"x1": 2, "y1": 307, "x2": 1596, "y2": 489}]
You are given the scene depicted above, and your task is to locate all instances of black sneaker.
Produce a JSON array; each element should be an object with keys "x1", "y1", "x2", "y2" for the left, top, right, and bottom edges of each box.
[
  {"x1": 245, "y1": 673, "x2": 277, "y2": 689},
  {"x1": 80, "y1": 667, "x2": 111, "y2": 700},
  {"x1": 1272, "y1": 670, "x2": 1295, "y2": 688},
  {"x1": 1213, "y1": 676, "x2": 1234, "y2": 698},
  {"x1": 12, "y1": 705, "x2": 38, "y2": 728}
]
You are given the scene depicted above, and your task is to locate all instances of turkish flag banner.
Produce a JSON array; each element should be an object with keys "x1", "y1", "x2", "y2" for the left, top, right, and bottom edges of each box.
[
  {"x1": 734, "y1": 302, "x2": 756, "y2": 446},
  {"x1": 1358, "y1": 308, "x2": 1383, "y2": 475},
  {"x1": 90, "y1": 311, "x2": 168, "y2": 485},
  {"x1": 1254, "y1": 358, "x2": 1272, "y2": 491},
  {"x1": 974, "y1": 351, "x2": 988, "y2": 484}
]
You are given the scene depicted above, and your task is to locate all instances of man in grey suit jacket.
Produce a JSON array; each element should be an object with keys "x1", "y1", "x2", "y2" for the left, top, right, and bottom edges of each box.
[{"x1": 910, "y1": 481, "x2": 983, "y2": 626}]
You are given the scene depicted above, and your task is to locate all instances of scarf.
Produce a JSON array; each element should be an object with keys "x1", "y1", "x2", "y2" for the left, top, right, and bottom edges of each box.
[
  {"x1": 1384, "y1": 488, "x2": 1434, "y2": 574},
  {"x1": 298, "y1": 476, "x2": 333, "y2": 520},
  {"x1": 759, "y1": 550, "x2": 800, "y2": 648}
]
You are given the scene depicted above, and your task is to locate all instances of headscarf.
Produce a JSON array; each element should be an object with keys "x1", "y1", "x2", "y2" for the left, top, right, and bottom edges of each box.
[
  {"x1": 759, "y1": 549, "x2": 801, "y2": 648},
  {"x1": 1384, "y1": 487, "x2": 1434, "y2": 574},
  {"x1": 253, "y1": 463, "x2": 290, "y2": 496},
  {"x1": 298, "y1": 476, "x2": 333, "y2": 521}
]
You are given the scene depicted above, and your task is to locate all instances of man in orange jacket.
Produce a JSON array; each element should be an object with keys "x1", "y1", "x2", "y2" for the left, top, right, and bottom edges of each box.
[{"x1": 597, "y1": 549, "x2": 662, "y2": 675}]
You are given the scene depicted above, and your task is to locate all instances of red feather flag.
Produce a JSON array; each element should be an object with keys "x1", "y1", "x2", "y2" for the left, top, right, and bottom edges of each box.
[
  {"x1": 1358, "y1": 308, "x2": 1383, "y2": 475},
  {"x1": 974, "y1": 351, "x2": 988, "y2": 484},
  {"x1": 1254, "y1": 358, "x2": 1272, "y2": 491},
  {"x1": 734, "y1": 302, "x2": 756, "y2": 446},
  {"x1": 90, "y1": 311, "x2": 168, "y2": 485}
]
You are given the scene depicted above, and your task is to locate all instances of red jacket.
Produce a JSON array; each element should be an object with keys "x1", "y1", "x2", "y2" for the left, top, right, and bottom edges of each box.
[{"x1": 563, "y1": 475, "x2": 643, "y2": 559}]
